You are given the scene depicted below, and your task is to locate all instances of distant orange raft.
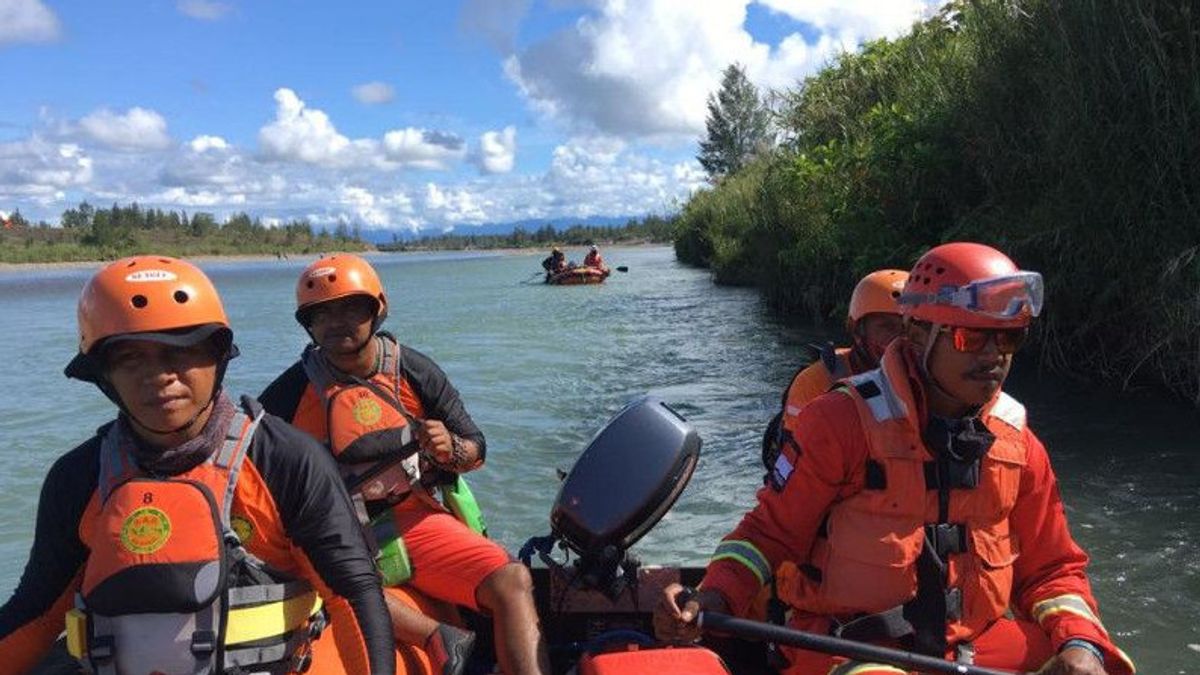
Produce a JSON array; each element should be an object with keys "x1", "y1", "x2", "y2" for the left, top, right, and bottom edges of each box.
[{"x1": 546, "y1": 266, "x2": 610, "y2": 285}]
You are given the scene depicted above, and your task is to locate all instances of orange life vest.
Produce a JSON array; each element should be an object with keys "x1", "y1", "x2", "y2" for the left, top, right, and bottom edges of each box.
[
  {"x1": 301, "y1": 332, "x2": 428, "y2": 505},
  {"x1": 777, "y1": 349, "x2": 1028, "y2": 647},
  {"x1": 762, "y1": 344, "x2": 852, "y2": 484},
  {"x1": 70, "y1": 399, "x2": 324, "y2": 675}
]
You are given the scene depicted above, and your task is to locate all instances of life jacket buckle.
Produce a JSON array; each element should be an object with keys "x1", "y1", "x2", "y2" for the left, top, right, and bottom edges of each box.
[
  {"x1": 945, "y1": 587, "x2": 963, "y2": 621},
  {"x1": 89, "y1": 634, "x2": 115, "y2": 662},
  {"x1": 925, "y1": 523, "x2": 968, "y2": 558},
  {"x1": 191, "y1": 629, "x2": 217, "y2": 655}
]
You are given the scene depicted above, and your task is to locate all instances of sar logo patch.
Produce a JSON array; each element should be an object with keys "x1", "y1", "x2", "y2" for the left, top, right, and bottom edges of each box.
[
  {"x1": 352, "y1": 396, "x2": 383, "y2": 426},
  {"x1": 769, "y1": 450, "x2": 795, "y2": 492},
  {"x1": 120, "y1": 507, "x2": 172, "y2": 554},
  {"x1": 230, "y1": 515, "x2": 254, "y2": 544}
]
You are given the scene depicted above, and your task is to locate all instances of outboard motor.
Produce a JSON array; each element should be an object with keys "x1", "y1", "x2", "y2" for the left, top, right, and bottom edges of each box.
[{"x1": 521, "y1": 396, "x2": 701, "y2": 599}]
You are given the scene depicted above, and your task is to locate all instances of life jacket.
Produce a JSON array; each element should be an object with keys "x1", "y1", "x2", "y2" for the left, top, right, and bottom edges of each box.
[
  {"x1": 67, "y1": 398, "x2": 325, "y2": 675},
  {"x1": 301, "y1": 331, "x2": 426, "y2": 505},
  {"x1": 776, "y1": 347, "x2": 1028, "y2": 653},
  {"x1": 300, "y1": 334, "x2": 487, "y2": 586},
  {"x1": 761, "y1": 343, "x2": 852, "y2": 482}
]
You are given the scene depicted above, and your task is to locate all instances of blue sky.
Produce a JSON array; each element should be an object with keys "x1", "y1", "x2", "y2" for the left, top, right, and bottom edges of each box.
[{"x1": 1, "y1": 0, "x2": 935, "y2": 231}]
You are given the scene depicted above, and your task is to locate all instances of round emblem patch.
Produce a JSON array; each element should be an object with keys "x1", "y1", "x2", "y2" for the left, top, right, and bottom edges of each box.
[
  {"x1": 230, "y1": 515, "x2": 255, "y2": 544},
  {"x1": 352, "y1": 397, "x2": 383, "y2": 426},
  {"x1": 120, "y1": 507, "x2": 172, "y2": 554}
]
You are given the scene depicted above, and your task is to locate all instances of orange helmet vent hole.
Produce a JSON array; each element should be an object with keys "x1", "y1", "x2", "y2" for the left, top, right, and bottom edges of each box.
[
  {"x1": 173, "y1": 291, "x2": 189, "y2": 304},
  {"x1": 131, "y1": 295, "x2": 148, "y2": 308}
]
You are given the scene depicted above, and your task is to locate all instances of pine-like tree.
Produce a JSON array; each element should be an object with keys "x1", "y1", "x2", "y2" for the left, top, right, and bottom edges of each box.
[{"x1": 697, "y1": 63, "x2": 772, "y2": 179}]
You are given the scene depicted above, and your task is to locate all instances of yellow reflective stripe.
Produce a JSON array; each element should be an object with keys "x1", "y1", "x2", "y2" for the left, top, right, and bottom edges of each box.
[
  {"x1": 711, "y1": 540, "x2": 771, "y2": 586},
  {"x1": 827, "y1": 663, "x2": 907, "y2": 675},
  {"x1": 1031, "y1": 593, "x2": 1102, "y2": 626},
  {"x1": 225, "y1": 591, "x2": 323, "y2": 646},
  {"x1": 1115, "y1": 646, "x2": 1137, "y2": 673}
]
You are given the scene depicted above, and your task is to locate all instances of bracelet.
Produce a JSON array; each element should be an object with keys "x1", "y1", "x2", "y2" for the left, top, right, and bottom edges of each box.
[
  {"x1": 448, "y1": 434, "x2": 472, "y2": 471},
  {"x1": 1060, "y1": 639, "x2": 1105, "y2": 664}
]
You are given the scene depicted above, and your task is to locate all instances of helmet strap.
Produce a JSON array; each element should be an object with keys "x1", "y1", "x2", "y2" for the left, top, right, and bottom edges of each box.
[{"x1": 919, "y1": 321, "x2": 961, "y2": 404}]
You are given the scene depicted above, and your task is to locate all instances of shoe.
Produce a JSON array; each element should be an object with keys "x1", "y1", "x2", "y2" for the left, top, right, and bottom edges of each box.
[{"x1": 425, "y1": 623, "x2": 476, "y2": 675}]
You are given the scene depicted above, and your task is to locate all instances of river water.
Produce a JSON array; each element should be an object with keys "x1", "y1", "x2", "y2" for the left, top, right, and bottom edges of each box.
[{"x1": 0, "y1": 245, "x2": 1195, "y2": 671}]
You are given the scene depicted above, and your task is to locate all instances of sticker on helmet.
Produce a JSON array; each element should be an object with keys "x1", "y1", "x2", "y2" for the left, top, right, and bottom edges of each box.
[
  {"x1": 120, "y1": 506, "x2": 172, "y2": 554},
  {"x1": 124, "y1": 270, "x2": 178, "y2": 283},
  {"x1": 308, "y1": 266, "x2": 336, "y2": 279}
]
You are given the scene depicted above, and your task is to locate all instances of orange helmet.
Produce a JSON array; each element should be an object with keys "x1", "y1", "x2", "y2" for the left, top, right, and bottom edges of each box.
[
  {"x1": 847, "y1": 269, "x2": 909, "y2": 331},
  {"x1": 65, "y1": 255, "x2": 235, "y2": 382},
  {"x1": 898, "y1": 242, "x2": 1043, "y2": 329},
  {"x1": 295, "y1": 253, "x2": 387, "y2": 327}
]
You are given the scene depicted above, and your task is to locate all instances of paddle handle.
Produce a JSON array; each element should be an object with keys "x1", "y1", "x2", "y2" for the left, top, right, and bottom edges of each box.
[{"x1": 699, "y1": 612, "x2": 1026, "y2": 675}]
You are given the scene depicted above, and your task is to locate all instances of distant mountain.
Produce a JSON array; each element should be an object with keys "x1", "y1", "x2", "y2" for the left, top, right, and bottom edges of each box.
[{"x1": 360, "y1": 215, "x2": 641, "y2": 244}]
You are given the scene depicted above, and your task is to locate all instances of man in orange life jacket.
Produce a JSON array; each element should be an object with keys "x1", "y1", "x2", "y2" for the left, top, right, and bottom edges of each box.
[
  {"x1": 583, "y1": 245, "x2": 607, "y2": 272},
  {"x1": 762, "y1": 269, "x2": 908, "y2": 480},
  {"x1": 259, "y1": 253, "x2": 550, "y2": 675},
  {"x1": 655, "y1": 243, "x2": 1135, "y2": 675},
  {"x1": 0, "y1": 256, "x2": 395, "y2": 675}
]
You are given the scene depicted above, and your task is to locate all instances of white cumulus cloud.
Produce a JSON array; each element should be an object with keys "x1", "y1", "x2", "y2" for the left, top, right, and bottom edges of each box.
[
  {"x1": 0, "y1": 0, "x2": 61, "y2": 46},
  {"x1": 79, "y1": 107, "x2": 172, "y2": 151},
  {"x1": 258, "y1": 88, "x2": 359, "y2": 165},
  {"x1": 476, "y1": 126, "x2": 517, "y2": 174},
  {"x1": 0, "y1": 136, "x2": 93, "y2": 199},
  {"x1": 189, "y1": 135, "x2": 228, "y2": 152},
  {"x1": 382, "y1": 128, "x2": 466, "y2": 170},
  {"x1": 505, "y1": 0, "x2": 937, "y2": 138},
  {"x1": 177, "y1": 0, "x2": 231, "y2": 21},
  {"x1": 424, "y1": 183, "x2": 488, "y2": 224},
  {"x1": 352, "y1": 81, "x2": 397, "y2": 105}
]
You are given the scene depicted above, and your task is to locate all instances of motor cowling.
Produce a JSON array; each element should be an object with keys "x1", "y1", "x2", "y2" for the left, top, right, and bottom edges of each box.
[{"x1": 550, "y1": 396, "x2": 701, "y2": 564}]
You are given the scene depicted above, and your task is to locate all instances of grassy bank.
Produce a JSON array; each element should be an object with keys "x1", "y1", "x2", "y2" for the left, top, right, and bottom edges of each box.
[
  {"x1": 0, "y1": 203, "x2": 369, "y2": 263},
  {"x1": 675, "y1": 0, "x2": 1200, "y2": 405}
]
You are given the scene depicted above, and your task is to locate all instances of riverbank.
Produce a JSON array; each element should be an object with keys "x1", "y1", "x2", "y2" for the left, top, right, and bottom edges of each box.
[
  {"x1": 674, "y1": 0, "x2": 1200, "y2": 407},
  {"x1": 0, "y1": 251, "x2": 379, "y2": 272}
]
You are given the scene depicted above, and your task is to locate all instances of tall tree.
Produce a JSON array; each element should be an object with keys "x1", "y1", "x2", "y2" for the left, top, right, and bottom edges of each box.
[{"x1": 697, "y1": 63, "x2": 772, "y2": 179}]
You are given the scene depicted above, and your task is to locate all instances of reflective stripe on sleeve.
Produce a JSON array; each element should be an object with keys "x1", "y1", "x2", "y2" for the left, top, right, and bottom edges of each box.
[
  {"x1": 827, "y1": 662, "x2": 907, "y2": 675},
  {"x1": 1031, "y1": 593, "x2": 1102, "y2": 626},
  {"x1": 710, "y1": 540, "x2": 772, "y2": 587}
]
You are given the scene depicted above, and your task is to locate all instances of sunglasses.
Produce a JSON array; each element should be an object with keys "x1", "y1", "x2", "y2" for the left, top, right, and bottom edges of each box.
[{"x1": 935, "y1": 325, "x2": 1028, "y2": 355}]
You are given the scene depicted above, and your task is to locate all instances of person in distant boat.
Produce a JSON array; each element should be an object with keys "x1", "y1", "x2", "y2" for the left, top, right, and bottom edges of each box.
[
  {"x1": 259, "y1": 253, "x2": 550, "y2": 675},
  {"x1": 0, "y1": 256, "x2": 395, "y2": 675},
  {"x1": 760, "y1": 269, "x2": 908, "y2": 480},
  {"x1": 583, "y1": 245, "x2": 608, "y2": 272},
  {"x1": 655, "y1": 243, "x2": 1135, "y2": 675},
  {"x1": 541, "y1": 247, "x2": 567, "y2": 279}
]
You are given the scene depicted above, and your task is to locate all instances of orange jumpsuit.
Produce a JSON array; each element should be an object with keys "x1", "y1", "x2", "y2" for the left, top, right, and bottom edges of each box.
[{"x1": 710, "y1": 342, "x2": 1135, "y2": 674}]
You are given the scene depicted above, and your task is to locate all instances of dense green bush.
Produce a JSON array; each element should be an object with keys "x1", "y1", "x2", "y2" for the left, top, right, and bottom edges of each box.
[{"x1": 675, "y1": 0, "x2": 1200, "y2": 404}]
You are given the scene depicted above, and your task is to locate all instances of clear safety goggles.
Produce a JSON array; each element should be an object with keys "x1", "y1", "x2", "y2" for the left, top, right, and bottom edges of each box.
[{"x1": 901, "y1": 271, "x2": 1044, "y2": 319}]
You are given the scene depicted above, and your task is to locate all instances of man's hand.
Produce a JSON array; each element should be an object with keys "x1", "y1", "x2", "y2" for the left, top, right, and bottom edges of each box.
[
  {"x1": 416, "y1": 419, "x2": 454, "y2": 465},
  {"x1": 1037, "y1": 646, "x2": 1108, "y2": 675},
  {"x1": 653, "y1": 583, "x2": 728, "y2": 643}
]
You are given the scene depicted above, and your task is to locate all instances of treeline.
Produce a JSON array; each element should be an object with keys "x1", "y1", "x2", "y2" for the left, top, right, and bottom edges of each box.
[
  {"x1": 675, "y1": 0, "x2": 1200, "y2": 405},
  {"x1": 380, "y1": 216, "x2": 674, "y2": 251},
  {"x1": 0, "y1": 202, "x2": 369, "y2": 263}
]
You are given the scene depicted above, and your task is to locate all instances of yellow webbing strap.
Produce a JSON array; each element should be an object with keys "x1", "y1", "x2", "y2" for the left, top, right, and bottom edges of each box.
[
  {"x1": 65, "y1": 608, "x2": 87, "y2": 659},
  {"x1": 224, "y1": 591, "x2": 323, "y2": 646}
]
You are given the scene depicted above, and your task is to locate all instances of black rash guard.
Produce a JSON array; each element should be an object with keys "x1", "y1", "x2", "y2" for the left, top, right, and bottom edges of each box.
[
  {"x1": 259, "y1": 340, "x2": 486, "y2": 459},
  {"x1": 0, "y1": 406, "x2": 395, "y2": 675}
]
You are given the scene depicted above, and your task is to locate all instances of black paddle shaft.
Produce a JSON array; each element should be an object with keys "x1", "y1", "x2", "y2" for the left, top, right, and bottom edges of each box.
[{"x1": 699, "y1": 612, "x2": 1027, "y2": 675}]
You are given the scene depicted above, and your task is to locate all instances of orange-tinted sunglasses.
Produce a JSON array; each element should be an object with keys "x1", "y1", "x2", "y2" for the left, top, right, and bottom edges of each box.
[{"x1": 938, "y1": 325, "x2": 1028, "y2": 354}]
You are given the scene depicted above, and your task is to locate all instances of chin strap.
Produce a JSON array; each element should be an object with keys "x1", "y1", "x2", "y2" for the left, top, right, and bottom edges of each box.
[{"x1": 918, "y1": 322, "x2": 961, "y2": 404}]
